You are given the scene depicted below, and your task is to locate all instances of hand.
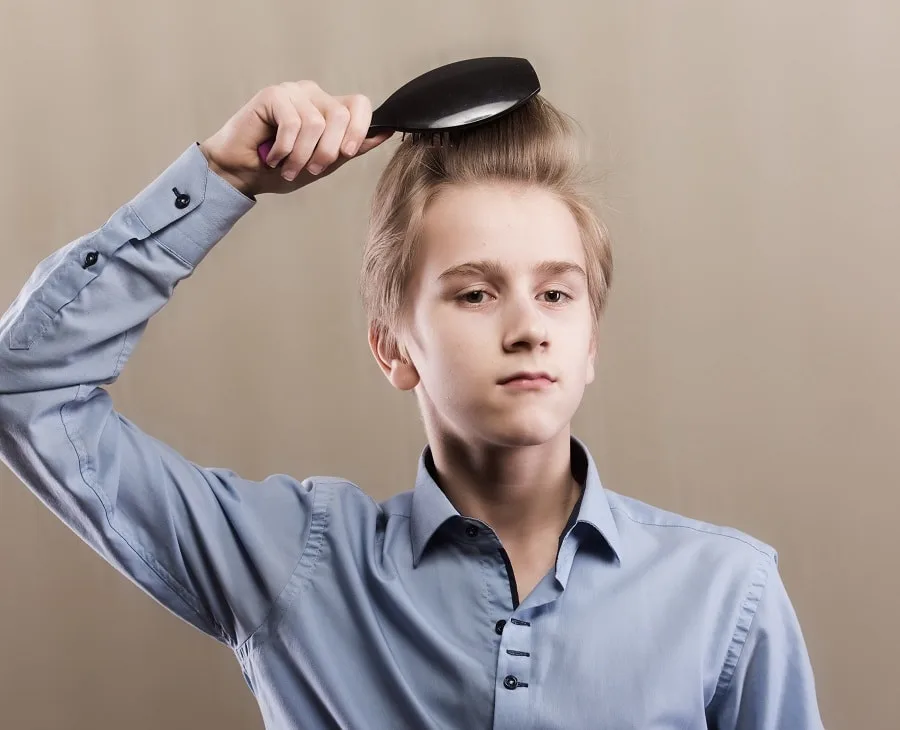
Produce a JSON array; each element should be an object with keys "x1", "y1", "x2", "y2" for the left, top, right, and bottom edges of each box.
[{"x1": 199, "y1": 81, "x2": 393, "y2": 198}]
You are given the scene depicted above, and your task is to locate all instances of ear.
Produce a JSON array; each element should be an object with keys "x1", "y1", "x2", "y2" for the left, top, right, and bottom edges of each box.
[{"x1": 368, "y1": 322, "x2": 420, "y2": 391}]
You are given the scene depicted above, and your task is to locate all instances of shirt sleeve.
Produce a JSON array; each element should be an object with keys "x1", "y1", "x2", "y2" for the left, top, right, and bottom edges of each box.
[
  {"x1": 708, "y1": 555, "x2": 825, "y2": 729},
  {"x1": 0, "y1": 143, "x2": 320, "y2": 649}
]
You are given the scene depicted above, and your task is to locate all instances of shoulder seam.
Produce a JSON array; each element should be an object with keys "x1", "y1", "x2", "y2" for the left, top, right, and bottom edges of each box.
[
  {"x1": 238, "y1": 478, "x2": 336, "y2": 654},
  {"x1": 609, "y1": 505, "x2": 775, "y2": 559},
  {"x1": 235, "y1": 479, "x2": 324, "y2": 653}
]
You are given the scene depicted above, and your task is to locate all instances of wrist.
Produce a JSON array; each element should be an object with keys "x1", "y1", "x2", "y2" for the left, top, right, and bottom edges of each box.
[{"x1": 199, "y1": 141, "x2": 256, "y2": 198}]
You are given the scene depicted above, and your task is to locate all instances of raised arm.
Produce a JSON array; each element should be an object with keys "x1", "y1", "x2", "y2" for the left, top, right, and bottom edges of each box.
[{"x1": 0, "y1": 82, "x2": 391, "y2": 648}]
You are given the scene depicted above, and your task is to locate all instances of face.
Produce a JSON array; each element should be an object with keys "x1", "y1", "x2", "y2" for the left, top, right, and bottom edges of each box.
[{"x1": 371, "y1": 182, "x2": 597, "y2": 448}]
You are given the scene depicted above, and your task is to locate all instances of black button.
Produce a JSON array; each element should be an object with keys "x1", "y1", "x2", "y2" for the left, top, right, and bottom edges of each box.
[
  {"x1": 172, "y1": 187, "x2": 191, "y2": 209},
  {"x1": 503, "y1": 675, "x2": 518, "y2": 690},
  {"x1": 82, "y1": 251, "x2": 99, "y2": 269},
  {"x1": 465, "y1": 524, "x2": 479, "y2": 538},
  {"x1": 494, "y1": 620, "x2": 506, "y2": 635}
]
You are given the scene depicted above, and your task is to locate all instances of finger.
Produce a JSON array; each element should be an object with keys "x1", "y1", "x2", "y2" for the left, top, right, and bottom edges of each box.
[
  {"x1": 305, "y1": 98, "x2": 352, "y2": 175},
  {"x1": 285, "y1": 127, "x2": 394, "y2": 186},
  {"x1": 335, "y1": 94, "x2": 373, "y2": 157},
  {"x1": 356, "y1": 131, "x2": 394, "y2": 156},
  {"x1": 265, "y1": 90, "x2": 303, "y2": 169},
  {"x1": 281, "y1": 95, "x2": 326, "y2": 181}
]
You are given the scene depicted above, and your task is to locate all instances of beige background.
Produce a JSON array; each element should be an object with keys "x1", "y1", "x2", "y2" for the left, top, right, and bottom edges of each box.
[{"x1": 0, "y1": 1, "x2": 896, "y2": 728}]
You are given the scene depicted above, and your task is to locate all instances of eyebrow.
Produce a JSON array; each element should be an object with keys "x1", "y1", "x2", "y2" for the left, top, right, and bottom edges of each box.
[{"x1": 437, "y1": 259, "x2": 587, "y2": 284}]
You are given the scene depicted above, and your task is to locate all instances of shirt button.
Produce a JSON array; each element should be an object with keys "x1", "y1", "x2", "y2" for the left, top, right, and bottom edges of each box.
[
  {"x1": 495, "y1": 620, "x2": 506, "y2": 635},
  {"x1": 503, "y1": 675, "x2": 519, "y2": 690},
  {"x1": 82, "y1": 251, "x2": 99, "y2": 268},
  {"x1": 172, "y1": 187, "x2": 191, "y2": 209},
  {"x1": 465, "y1": 524, "x2": 479, "y2": 538}
]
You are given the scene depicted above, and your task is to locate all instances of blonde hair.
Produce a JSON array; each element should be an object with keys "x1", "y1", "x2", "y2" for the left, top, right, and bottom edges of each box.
[{"x1": 360, "y1": 94, "x2": 613, "y2": 361}]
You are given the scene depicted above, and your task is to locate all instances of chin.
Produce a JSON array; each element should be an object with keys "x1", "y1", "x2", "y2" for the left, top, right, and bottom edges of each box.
[{"x1": 480, "y1": 416, "x2": 567, "y2": 448}]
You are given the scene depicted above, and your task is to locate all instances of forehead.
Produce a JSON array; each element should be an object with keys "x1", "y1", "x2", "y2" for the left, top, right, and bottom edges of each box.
[{"x1": 416, "y1": 183, "x2": 585, "y2": 277}]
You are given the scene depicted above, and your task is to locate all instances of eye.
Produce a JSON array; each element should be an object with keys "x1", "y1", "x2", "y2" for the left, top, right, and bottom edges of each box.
[
  {"x1": 459, "y1": 289, "x2": 491, "y2": 305},
  {"x1": 542, "y1": 290, "x2": 571, "y2": 304}
]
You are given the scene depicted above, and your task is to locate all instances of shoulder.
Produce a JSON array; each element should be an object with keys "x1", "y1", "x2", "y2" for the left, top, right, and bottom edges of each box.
[
  {"x1": 603, "y1": 488, "x2": 778, "y2": 576},
  {"x1": 603, "y1": 489, "x2": 783, "y2": 652}
]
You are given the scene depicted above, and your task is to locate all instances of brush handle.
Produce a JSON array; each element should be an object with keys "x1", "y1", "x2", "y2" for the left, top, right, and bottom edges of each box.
[
  {"x1": 257, "y1": 139, "x2": 275, "y2": 165},
  {"x1": 257, "y1": 125, "x2": 382, "y2": 165}
]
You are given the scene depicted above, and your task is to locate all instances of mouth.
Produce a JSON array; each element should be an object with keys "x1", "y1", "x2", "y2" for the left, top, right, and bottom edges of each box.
[{"x1": 497, "y1": 371, "x2": 556, "y2": 387}]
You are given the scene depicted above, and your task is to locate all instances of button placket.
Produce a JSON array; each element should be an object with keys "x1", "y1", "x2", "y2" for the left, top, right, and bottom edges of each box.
[
  {"x1": 492, "y1": 612, "x2": 533, "y2": 729},
  {"x1": 495, "y1": 615, "x2": 533, "y2": 693}
]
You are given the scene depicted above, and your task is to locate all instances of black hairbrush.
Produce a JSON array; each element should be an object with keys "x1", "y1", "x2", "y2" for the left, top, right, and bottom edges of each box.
[{"x1": 257, "y1": 56, "x2": 540, "y2": 162}]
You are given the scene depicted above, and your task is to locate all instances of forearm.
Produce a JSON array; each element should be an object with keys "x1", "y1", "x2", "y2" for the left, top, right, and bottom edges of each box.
[
  {"x1": 0, "y1": 143, "x2": 260, "y2": 642},
  {"x1": 0, "y1": 142, "x2": 254, "y2": 395}
]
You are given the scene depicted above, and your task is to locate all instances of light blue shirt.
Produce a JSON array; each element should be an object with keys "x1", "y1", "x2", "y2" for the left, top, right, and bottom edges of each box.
[{"x1": 0, "y1": 143, "x2": 823, "y2": 729}]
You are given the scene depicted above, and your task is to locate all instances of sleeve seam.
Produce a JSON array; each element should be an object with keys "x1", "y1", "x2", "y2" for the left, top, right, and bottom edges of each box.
[
  {"x1": 58, "y1": 379, "x2": 229, "y2": 644},
  {"x1": 234, "y1": 484, "x2": 318, "y2": 654},
  {"x1": 706, "y1": 556, "x2": 775, "y2": 712},
  {"x1": 236, "y1": 480, "x2": 334, "y2": 654}
]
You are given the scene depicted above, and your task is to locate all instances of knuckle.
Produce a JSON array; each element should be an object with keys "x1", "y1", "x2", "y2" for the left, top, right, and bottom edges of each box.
[
  {"x1": 258, "y1": 86, "x2": 280, "y2": 105},
  {"x1": 316, "y1": 147, "x2": 341, "y2": 166},
  {"x1": 307, "y1": 112, "x2": 326, "y2": 131},
  {"x1": 350, "y1": 93, "x2": 371, "y2": 109},
  {"x1": 287, "y1": 146, "x2": 312, "y2": 165},
  {"x1": 296, "y1": 79, "x2": 319, "y2": 93},
  {"x1": 330, "y1": 103, "x2": 351, "y2": 124}
]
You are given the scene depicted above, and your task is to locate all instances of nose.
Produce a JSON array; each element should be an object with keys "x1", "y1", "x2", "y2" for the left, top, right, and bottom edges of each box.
[{"x1": 501, "y1": 294, "x2": 549, "y2": 351}]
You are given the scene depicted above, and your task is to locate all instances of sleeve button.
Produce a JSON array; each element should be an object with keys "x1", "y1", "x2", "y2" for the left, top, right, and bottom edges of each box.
[
  {"x1": 172, "y1": 187, "x2": 191, "y2": 209},
  {"x1": 83, "y1": 251, "x2": 99, "y2": 268}
]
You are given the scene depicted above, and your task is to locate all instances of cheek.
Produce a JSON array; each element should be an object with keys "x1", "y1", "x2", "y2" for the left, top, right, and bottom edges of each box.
[
  {"x1": 422, "y1": 323, "x2": 494, "y2": 395},
  {"x1": 560, "y1": 319, "x2": 595, "y2": 374},
  {"x1": 420, "y1": 306, "x2": 482, "y2": 352}
]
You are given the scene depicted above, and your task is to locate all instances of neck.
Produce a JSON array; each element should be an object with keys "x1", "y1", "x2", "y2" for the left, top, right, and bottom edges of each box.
[{"x1": 426, "y1": 427, "x2": 581, "y2": 547}]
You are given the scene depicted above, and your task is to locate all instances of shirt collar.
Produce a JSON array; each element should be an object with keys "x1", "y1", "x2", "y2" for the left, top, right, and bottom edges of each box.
[{"x1": 409, "y1": 435, "x2": 623, "y2": 568}]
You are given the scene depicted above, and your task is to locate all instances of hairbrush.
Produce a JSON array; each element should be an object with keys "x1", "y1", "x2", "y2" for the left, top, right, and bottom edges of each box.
[{"x1": 257, "y1": 56, "x2": 540, "y2": 163}]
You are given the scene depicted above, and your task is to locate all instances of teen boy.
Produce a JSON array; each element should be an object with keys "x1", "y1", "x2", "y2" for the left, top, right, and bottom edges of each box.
[{"x1": 0, "y1": 79, "x2": 822, "y2": 728}]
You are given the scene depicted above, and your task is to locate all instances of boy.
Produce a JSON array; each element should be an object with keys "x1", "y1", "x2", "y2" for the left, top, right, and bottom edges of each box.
[{"x1": 0, "y1": 80, "x2": 822, "y2": 728}]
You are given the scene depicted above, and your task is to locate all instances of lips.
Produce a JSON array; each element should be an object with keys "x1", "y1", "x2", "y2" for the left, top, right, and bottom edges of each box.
[{"x1": 497, "y1": 371, "x2": 556, "y2": 385}]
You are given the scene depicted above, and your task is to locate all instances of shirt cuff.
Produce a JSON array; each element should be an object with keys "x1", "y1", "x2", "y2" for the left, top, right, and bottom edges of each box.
[{"x1": 128, "y1": 142, "x2": 256, "y2": 268}]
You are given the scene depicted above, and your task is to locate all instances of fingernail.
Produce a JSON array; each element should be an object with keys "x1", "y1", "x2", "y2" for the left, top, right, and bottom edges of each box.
[
  {"x1": 345, "y1": 141, "x2": 358, "y2": 156},
  {"x1": 307, "y1": 164, "x2": 323, "y2": 176},
  {"x1": 283, "y1": 170, "x2": 297, "y2": 182}
]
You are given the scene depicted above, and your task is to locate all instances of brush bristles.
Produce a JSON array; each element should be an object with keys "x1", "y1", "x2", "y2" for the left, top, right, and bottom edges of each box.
[{"x1": 401, "y1": 130, "x2": 459, "y2": 147}]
